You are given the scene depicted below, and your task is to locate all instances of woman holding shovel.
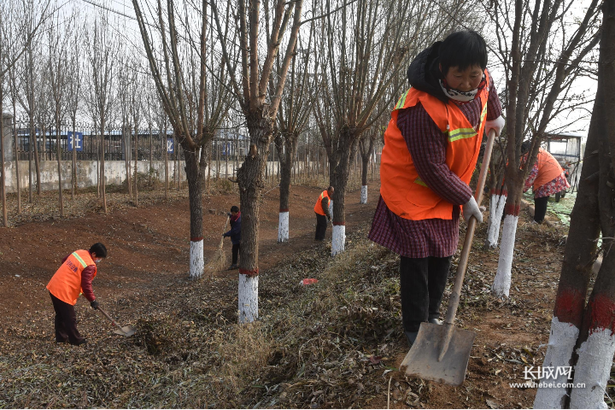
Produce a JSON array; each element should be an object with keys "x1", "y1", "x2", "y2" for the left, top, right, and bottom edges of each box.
[
  {"x1": 369, "y1": 30, "x2": 504, "y2": 346},
  {"x1": 46, "y1": 243, "x2": 107, "y2": 346},
  {"x1": 223, "y1": 206, "x2": 241, "y2": 270}
]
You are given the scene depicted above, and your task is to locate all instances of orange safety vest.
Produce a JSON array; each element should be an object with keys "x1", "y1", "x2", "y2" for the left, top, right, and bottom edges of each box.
[
  {"x1": 314, "y1": 190, "x2": 330, "y2": 216},
  {"x1": 532, "y1": 148, "x2": 564, "y2": 190},
  {"x1": 46, "y1": 250, "x2": 97, "y2": 305},
  {"x1": 380, "y1": 73, "x2": 490, "y2": 220}
]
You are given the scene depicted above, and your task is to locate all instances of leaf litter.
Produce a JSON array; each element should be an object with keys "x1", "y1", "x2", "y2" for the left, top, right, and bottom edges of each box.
[{"x1": 0, "y1": 185, "x2": 596, "y2": 408}]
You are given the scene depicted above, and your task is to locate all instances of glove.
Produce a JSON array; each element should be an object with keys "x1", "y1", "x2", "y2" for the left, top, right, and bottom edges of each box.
[
  {"x1": 462, "y1": 196, "x2": 483, "y2": 224},
  {"x1": 485, "y1": 115, "x2": 505, "y2": 137},
  {"x1": 90, "y1": 300, "x2": 99, "y2": 310}
]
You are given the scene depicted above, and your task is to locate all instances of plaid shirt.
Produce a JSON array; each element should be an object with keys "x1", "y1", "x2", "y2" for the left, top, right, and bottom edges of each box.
[{"x1": 369, "y1": 77, "x2": 502, "y2": 258}]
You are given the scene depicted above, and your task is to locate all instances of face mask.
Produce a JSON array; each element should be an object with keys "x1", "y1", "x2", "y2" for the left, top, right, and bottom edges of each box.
[{"x1": 95, "y1": 259, "x2": 102, "y2": 264}]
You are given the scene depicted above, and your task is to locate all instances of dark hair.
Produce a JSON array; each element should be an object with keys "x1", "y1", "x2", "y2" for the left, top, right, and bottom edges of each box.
[
  {"x1": 521, "y1": 141, "x2": 531, "y2": 154},
  {"x1": 90, "y1": 243, "x2": 107, "y2": 258},
  {"x1": 439, "y1": 30, "x2": 487, "y2": 76},
  {"x1": 230, "y1": 205, "x2": 239, "y2": 213}
]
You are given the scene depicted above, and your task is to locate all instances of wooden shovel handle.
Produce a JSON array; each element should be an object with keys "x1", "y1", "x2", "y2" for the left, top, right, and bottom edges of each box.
[
  {"x1": 97, "y1": 306, "x2": 125, "y2": 332},
  {"x1": 444, "y1": 129, "x2": 497, "y2": 325}
]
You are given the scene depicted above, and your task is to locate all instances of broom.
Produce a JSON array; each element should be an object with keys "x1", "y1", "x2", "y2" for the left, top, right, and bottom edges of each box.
[{"x1": 205, "y1": 215, "x2": 230, "y2": 278}]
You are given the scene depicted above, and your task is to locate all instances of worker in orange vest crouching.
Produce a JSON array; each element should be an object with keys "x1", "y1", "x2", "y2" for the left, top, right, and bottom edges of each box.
[
  {"x1": 314, "y1": 186, "x2": 334, "y2": 241},
  {"x1": 46, "y1": 243, "x2": 107, "y2": 346},
  {"x1": 521, "y1": 142, "x2": 570, "y2": 223}
]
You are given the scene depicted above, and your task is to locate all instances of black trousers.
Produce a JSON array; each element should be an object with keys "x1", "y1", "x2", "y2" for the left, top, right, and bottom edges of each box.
[
  {"x1": 50, "y1": 292, "x2": 85, "y2": 345},
  {"x1": 399, "y1": 256, "x2": 452, "y2": 333},
  {"x1": 232, "y1": 243, "x2": 240, "y2": 265},
  {"x1": 315, "y1": 213, "x2": 328, "y2": 240},
  {"x1": 534, "y1": 196, "x2": 549, "y2": 223}
]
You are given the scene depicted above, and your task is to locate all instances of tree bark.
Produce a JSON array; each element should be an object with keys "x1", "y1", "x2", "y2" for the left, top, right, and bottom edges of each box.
[
  {"x1": 237, "y1": 112, "x2": 273, "y2": 321},
  {"x1": 274, "y1": 131, "x2": 297, "y2": 242},
  {"x1": 185, "y1": 144, "x2": 204, "y2": 278},
  {"x1": 328, "y1": 126, "x2": 358, "y2": 256}
]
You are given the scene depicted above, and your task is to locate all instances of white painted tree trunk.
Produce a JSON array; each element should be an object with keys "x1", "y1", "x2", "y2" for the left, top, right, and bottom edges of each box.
[
  {"x1": 278, "y1": 211, "x2": 289, "y2": 243},
  {"x1": 328, "y1": 200, "x2": 333, "y2": 218},
  {"x1": 533, "y1": 317, "x2": 580, "y2": 409},
  {"x1": 331, "y1": 224, "x2": 346, "y2": 256},
  {"x1": 360, "y1": 185, "x2": 368, "y2": 204},
  {"x1": 238, "y1": 274, "x2": 258, "y2": 323},
  {"x1": 486, "y1": 193, "x2": 507, "y2": 248},
  {"x1": 570, "y1": 328, "x2": 615, "y2": 409},
  {"x1": 492, "y1": 214, "x2": 518, "y2": 297},
  {"x1": 189, "y1": 239, "x2": 204, "y2": 278}
]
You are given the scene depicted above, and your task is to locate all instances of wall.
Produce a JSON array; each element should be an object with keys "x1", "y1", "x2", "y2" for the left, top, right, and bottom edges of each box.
[
  {"x1": 1, "y1": 160, "x2": 185, "y2": 193},
  {"x1": 1, "y1": 160, "x2": 313, "y2": 193}
]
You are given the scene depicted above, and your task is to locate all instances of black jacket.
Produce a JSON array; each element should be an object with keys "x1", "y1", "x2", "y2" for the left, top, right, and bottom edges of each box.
[{"x1": 224, "y1": 213, "x2": 241, "y2": 245}]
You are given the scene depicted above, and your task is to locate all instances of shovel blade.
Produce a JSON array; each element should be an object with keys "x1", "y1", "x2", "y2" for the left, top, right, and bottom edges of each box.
[
  {"x1": 400, "y1": 322, "x2": 475, "y2": 386},
  {"x1": 113, "y1": 326, "x2": 136, "y2": 337}
]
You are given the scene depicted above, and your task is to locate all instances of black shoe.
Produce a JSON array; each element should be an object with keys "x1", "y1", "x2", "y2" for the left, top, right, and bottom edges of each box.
[
  {"x1": 405, "y1": 331, "x2": 418, "y2": 346},
  {"x1": 70, "y1": 339, "x2": 87, "y2": 346},
  {"x1": 56, "y1": 339, "x2": 68, "y2": 344},
  {"x1": 228, "y1": 264, "x2": 238, "y2": 270},
  {"x1": 428, "y1": 318, "x2": 443, "y2": 325}
]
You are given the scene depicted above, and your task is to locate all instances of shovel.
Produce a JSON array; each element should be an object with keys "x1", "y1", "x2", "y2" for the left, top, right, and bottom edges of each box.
[
  {"x1": 97, "y1": 306, "x2": 136, "y2": 337},
  {"x1": 400, "y1": 129, "x2": 497, "y2": 386}
]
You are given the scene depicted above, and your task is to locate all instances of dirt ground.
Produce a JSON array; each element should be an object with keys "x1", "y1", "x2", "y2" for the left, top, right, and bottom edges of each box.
[{"x1": 0, "y1": 179, "x2": 576, "y2": 408}]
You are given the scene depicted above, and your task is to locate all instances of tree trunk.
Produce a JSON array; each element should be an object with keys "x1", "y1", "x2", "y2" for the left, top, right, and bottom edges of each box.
[
  {"x1": 100, "y1": 121, "x2": 107, "y2": 213},
  {"x1": 149, "y1": 126, "x2": 153, "y2": 187},
  {"x1": 491, "y1": 178, "x2": 524, "y2": 297},
  {"x1": 274, "y1": 132, "x2": 297, "y2": 243},
  {"x1": 164, "y1": 130, "x2": 169, "y2": 199},
  {"x1": 359, "y1": 136, "x2": 373, "y2": 205},
  {"x1": 71, "y1": 120, "x2": 77, "y2": 199},
  {"x1": 0, "y1": 97, "x2": 6, "y2": 227},
  {"x1": 184, "y1": 145, "x2": 204, "y2": 279},
  {"x1": 125, "y1": 125, "x2": 132, "y2": 196},
  {"x1": 56, "y1": 123, "x2": 64, "y2": 217},
  {"x1": 13, "y1": 105, "x2": 21, "y2": 213},
  {"x1": 328, "y1": 128, "x2": 358, "y2": 256},
  {"x1": 34, "y1": 121, "x2": 41, "y2": 195},
  {"x1": 535, "y1": 6, "x2": 610, "y2": 404},
  {"x1": 486, "y1": 187, "x2": 507, "y2": 249},
  {"x1": 134, "y1": 129, "x2": 139, "y2": 206},
  {"x1": 237, "y1": 114, "x2": 273, "y2": 323},
  {"x1": 27, "y1": 117, "x2": 33, "y2": 202}
]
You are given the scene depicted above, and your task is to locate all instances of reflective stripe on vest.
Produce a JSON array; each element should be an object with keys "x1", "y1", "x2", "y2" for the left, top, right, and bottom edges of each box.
[
  {"x1": 46, "y1": 250, "x2": 96, "y2": 305},
  {"x1": 314, "y1": 191, "x2": 329, "y2": 215},
  {"x1": 380, "y1": 72, "x2": 490, "y2": 220}
]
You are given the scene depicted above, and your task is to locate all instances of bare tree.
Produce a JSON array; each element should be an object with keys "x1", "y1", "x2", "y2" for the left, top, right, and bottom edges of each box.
[
  {"x1": 118, "y1": 55, "x2": 134, "y2": 198},
  {"x1": 84, "y1": 13, "x2": 121, "y2": 214},
  {"x1": 16, "y1": 22, "x2": 44, "y2": 201},
  {"x1": 47, "y1": 10, "x2": 73, "y2": 217},
  {"x1": 65, "y1": 15, "x2": 83, "y2": 200},
  {"x1": 1, "y1": 0, "x2": 53, "y2": 225},
  {"x1": 211, "y1": 0, "x2": 304, "y2": 323},
  {"x1": 129, "y1": 60, "x2": 145, "y2": 207},
  {"x1": 272, "y1": 30, "x2": 317, "y2": 243},
  {"x1": 488, "y1": 0, "x2": 601, "y2": 298},
  {"x1": 132, "y1": 0, "x2": 233, "y2": 278}
]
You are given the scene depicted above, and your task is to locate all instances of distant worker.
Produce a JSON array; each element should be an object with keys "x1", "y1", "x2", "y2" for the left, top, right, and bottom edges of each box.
[
  {"x1": 368, "y1": 31, "x2": 504, "y2": 346},
  {"x1": 223, "y1": 206, "x2": 241, "y2": 270},
  {"x1": 314, "y1": 186, "x2": 334, "y2": 241},
  {"x1": 46, "y1": 243, "x2": 107, "y2": 346},
  {"x1": 521, "y1": 142, "x2": 570, "y2": 224}
]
